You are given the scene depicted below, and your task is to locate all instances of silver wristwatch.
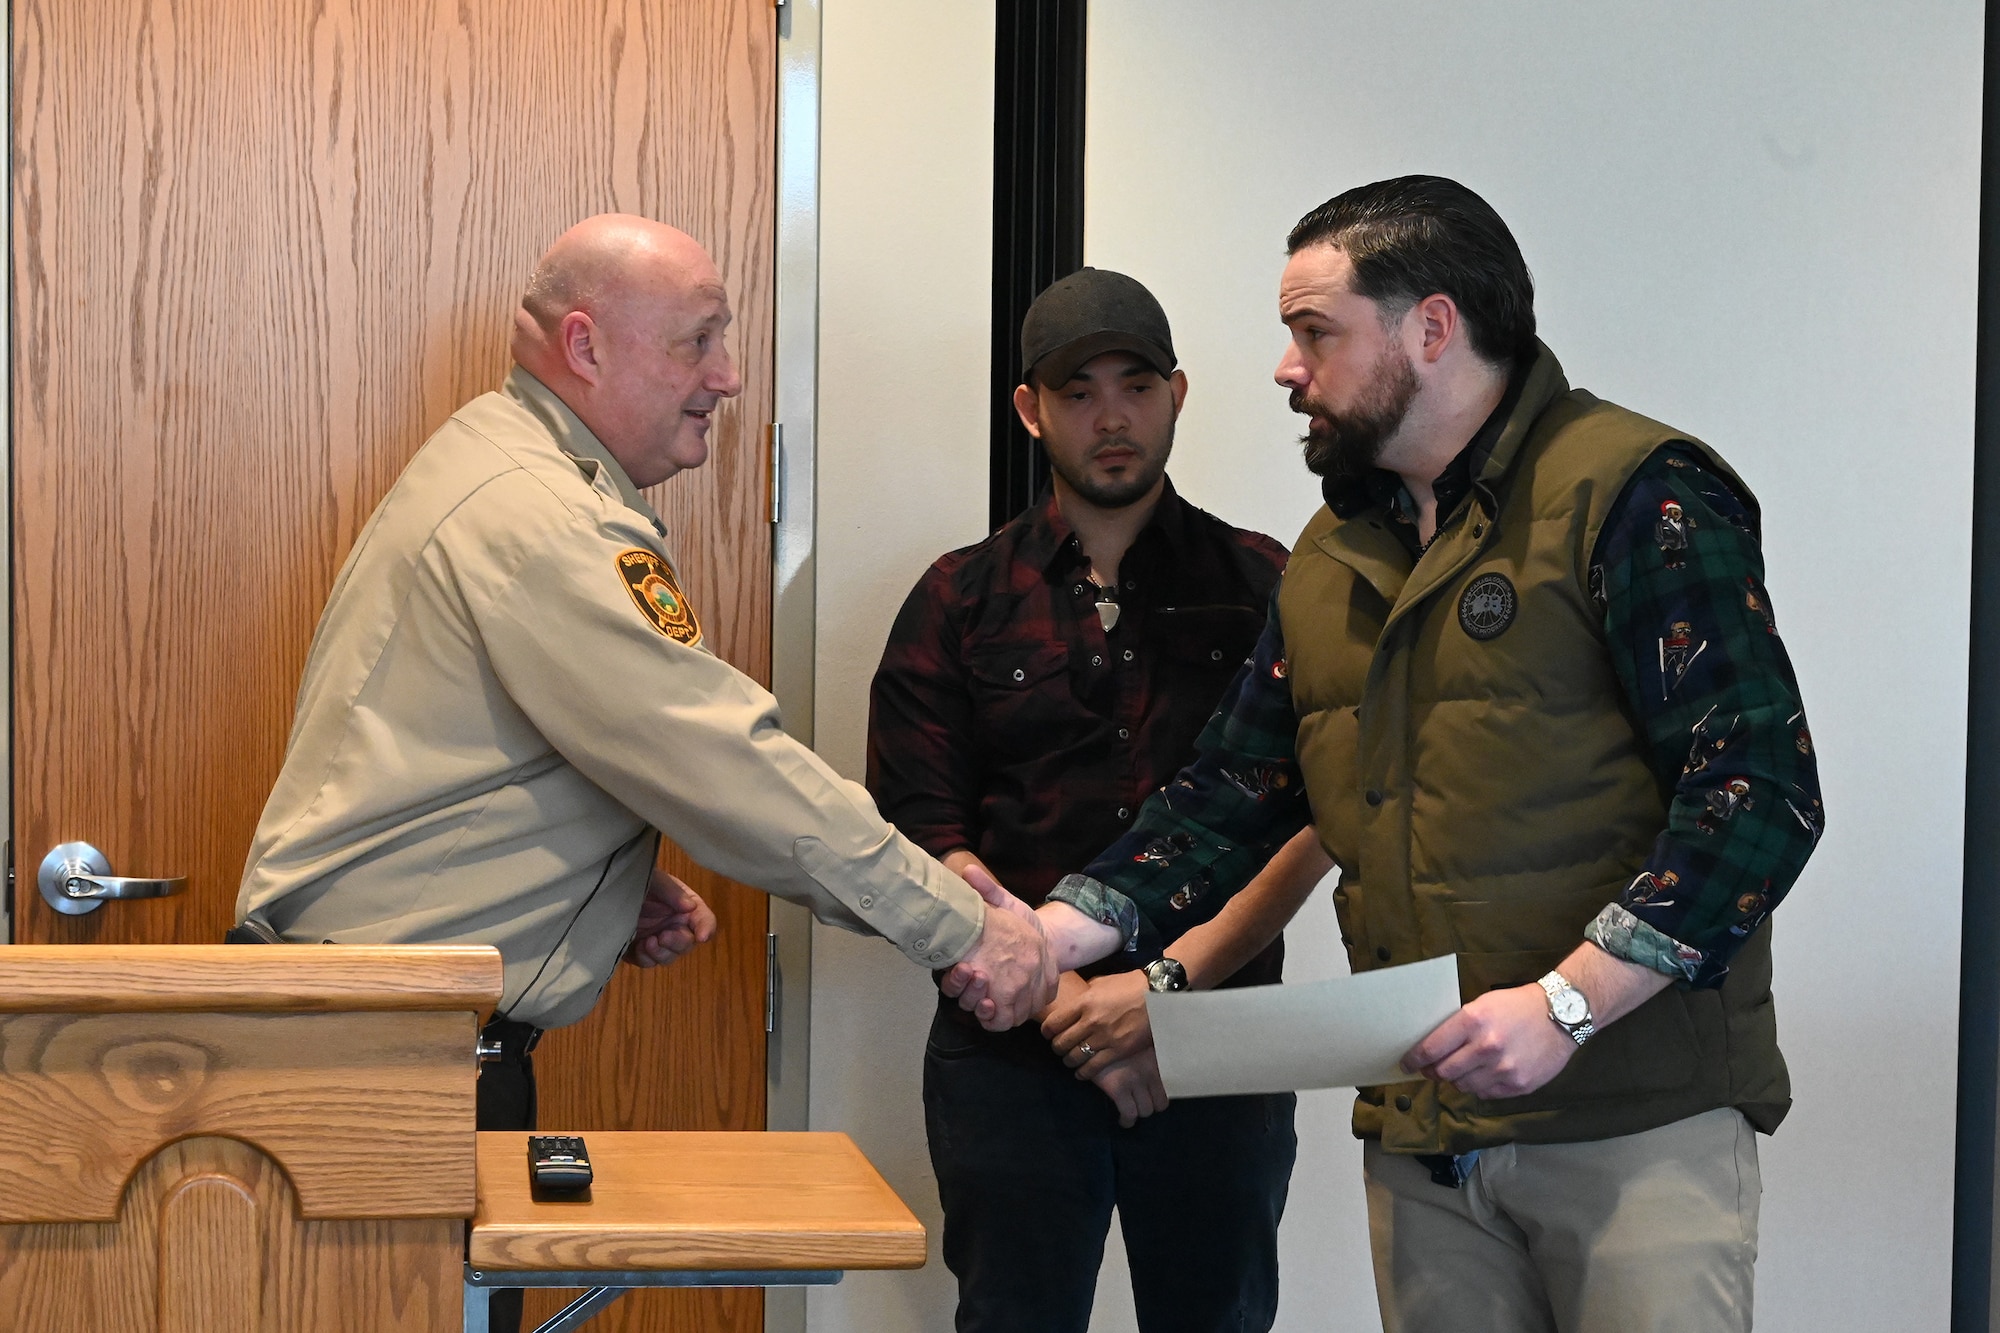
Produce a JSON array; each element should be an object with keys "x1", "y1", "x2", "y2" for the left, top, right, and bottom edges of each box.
[
  {"x1": 1538, "y1": 971, "x2": 1595, "y2": 1046},
  {"x1": 1144, "y1": 957, "x2": 1190, "y2": 993}
]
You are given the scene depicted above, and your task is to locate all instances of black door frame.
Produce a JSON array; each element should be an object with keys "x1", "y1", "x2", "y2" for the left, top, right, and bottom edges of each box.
[
  {"x1": 1955, "y1": 4, "x2": 2000, "y2": 1328},
  {"x1": 989, "y1": 0, "x2": 1087, "y2": 530}
]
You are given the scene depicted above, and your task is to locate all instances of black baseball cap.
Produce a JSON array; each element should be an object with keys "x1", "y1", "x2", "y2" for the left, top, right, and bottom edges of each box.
[{"x1": 1019, "y1": 268, "x2": 1177, "y2": 389}]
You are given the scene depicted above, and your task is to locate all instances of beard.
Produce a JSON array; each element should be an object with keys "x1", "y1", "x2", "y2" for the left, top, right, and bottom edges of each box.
[
  {"x1": 1293, "y1": 341, "x2": 1420, "y2": 481},
  {"x1": 1047, "y1": 426, "x2": 1175, "y2": 509}
]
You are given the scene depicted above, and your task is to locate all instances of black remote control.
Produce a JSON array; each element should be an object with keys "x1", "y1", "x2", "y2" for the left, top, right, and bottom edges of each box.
[{"x1": 526, "y1": 1135, "x2": 593, "y2": 1192}]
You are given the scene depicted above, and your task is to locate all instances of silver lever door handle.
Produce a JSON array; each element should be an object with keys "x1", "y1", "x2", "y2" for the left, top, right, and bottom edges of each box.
[
  {"x1": 62, "y1": 874, "x2": 182, "y2": 900},
  {"x1": 39, "y1": 842, "x2": 187, "y2": 916}
]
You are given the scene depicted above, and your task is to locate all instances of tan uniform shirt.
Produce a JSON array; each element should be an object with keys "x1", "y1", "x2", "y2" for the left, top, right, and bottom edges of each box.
[{"x1": 238, "y1": 369, "x2": 985, "y2": 1028}]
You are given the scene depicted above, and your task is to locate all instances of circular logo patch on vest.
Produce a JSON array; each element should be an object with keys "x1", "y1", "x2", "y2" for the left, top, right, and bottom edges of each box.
[{"x1": 1458, "y1": 572, "x2": 1517, "y2": 641}]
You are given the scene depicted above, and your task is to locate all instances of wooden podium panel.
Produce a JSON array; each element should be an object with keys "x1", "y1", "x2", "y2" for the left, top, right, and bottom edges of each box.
[
  {"x1": 470, "y1": 1132, "x2": 927, "y2": 1273},
  {"x1": 0, "y1": 1136, "x2": 460, "y2": 1333},
  {"x1": 0, "y1": 1008, "x2": 476, "y2": 1222},
  {"x1": 0, "y1": 945, "x2": 501, "y2": 1333}
]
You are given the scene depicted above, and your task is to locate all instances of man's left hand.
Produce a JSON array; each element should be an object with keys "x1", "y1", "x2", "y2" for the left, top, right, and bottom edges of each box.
[
  {"x1": 1401, "y1": 982, "x2": 1576, "y2": 1100},
  {"x1": 625, "y1": 868, "x2": 718, "y2": 967},
  {"x1": 1042, "y1": 969, "x2": 1151, "y2": 1076}
]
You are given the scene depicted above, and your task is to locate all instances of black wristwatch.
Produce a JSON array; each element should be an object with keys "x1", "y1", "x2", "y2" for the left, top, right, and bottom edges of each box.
[{"x1": 1144, "y1": 957, "x2": 1189, "y2": 993}]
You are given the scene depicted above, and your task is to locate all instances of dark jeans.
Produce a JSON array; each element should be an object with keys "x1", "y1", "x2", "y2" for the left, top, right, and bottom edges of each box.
[
  {"x1": 924, "y1": 1000, "x2": 1296, "y2": 1333},
  {"x1": 476, "y1": 1019, "x2": 541, "y2": 1333}
]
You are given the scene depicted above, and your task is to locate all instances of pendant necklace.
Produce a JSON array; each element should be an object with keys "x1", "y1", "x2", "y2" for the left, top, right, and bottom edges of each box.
[{"x1": 1092, "y1": 581, "x2": 1121, "y2": 633}]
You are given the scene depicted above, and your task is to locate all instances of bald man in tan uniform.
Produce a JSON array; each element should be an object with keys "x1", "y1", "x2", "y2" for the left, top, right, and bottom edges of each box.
[{"x1": 238, "y1": 219, "x2": 1111, "y2": 1155}]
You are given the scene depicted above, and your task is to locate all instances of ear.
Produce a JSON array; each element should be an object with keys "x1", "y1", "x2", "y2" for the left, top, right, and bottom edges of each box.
[
  {"x1": 1411, "y1": 294, "x2": 1460, "y2": 366},
  {"x1": 1167, "y1": 368, "x2": 1190, "y2": 418},
  {"x1": 1012, "y1": 382, "x2": 1045, "y2": 439},
  {"x1": 560, "y1": 310, "x2": 603, "y2": 385}
]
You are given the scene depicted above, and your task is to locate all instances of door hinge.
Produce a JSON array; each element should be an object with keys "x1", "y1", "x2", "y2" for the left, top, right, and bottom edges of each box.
[
  {"x1": 764, "y1": 931, "x2": 779, "y2": 1033},
  {"x1": 767, "y1": 422, "x2": 785, "y2": 526}
]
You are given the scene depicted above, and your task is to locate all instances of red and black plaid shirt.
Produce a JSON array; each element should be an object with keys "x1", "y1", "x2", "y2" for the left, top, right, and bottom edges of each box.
[{"x1": 866, "y1": 480, "x2": 1287, "y2": 978}]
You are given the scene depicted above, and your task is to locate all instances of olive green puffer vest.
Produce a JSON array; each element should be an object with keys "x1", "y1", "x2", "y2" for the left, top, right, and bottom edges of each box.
[{"x1": 1282, "y1": 345, "x2": 1789, "y2": 1154}]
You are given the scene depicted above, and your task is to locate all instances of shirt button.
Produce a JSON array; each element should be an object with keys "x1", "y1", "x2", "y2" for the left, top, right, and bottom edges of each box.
[
  {"x1": 1375, "y1": 946, "x2": 1392, "y2": 962},
  {"x1": 1091, "y1": 654, "x2": 1104, "y2": 667},
  {"x1": 929, "y1": 951, "x2": 945, "y2": 961},
  {"x1": 1117, "y1": 807, "x2": 1131, "y2": 820},
  {"x1": 859, "y1": 895, "x2": 874, "y2": 908},
  {"x1": 1210, "y1": 649, "x2": 1223, "y2": 661},
  {"x1": 1122, "y1": 649, "x2": 1135, "y2": 662},
  {"x1": 1073, "y1": 583, "x2": 1086, "y2": 596},
  {"x1": 1012, "y1": 668, "x2": 1025, "y2": 682},
  {"x1": 1118, "y1": 727, "x2": 1131, "y2": 740},
  {"x1": 914, "y1": 938, "x2": 929, "y2": 950},
  {"x1": 1395, "y1": 1094, "x2": 1413, "y2": 1113},
  {"x1": 1365, "y1": 789, "x2": 1384, "y2": 807},
  {"x1": 1125, "y1": 579, "x2": 1136, "y2": 590}
]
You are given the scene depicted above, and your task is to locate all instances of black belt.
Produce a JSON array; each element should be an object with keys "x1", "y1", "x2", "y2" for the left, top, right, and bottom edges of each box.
[
  {"x1": 1414, "y1": 1153, "x2": 1465, "y2": 1189},
  {"x1": 481, "y1": 1017, "x2": 543, "y2": 1060},
  {"x1": 222, "y1": 914, "x2": 284, "y2": 945}
]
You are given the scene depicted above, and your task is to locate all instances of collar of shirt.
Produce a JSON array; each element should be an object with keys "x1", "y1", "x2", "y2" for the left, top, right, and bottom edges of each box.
[
  {"x1": 504, "y1": 366, "x2": 669, "y2": 538},
  {"x1": 1015, "y1": 475, "x2": 1199, "y2": 585}
]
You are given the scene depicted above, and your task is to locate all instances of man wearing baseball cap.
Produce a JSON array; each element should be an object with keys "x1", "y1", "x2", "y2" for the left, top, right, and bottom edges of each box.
[{"x1": 865, "y1": 268, "x2": 1317, "y2": 1332}]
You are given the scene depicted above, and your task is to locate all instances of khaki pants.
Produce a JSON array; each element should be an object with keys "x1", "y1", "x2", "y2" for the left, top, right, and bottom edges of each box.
[{"x1": 1363, "y1": 1107, "x2": 1760, "y2": 1333}]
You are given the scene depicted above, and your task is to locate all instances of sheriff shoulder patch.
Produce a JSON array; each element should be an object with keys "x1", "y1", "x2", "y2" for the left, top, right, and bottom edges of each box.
[{"x1": 616, "y1": 548, "x2": 703, "y2": 647}]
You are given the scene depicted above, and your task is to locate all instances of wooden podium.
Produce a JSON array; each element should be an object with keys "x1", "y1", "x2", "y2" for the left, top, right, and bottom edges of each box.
[
  {"x1": 0, "y1": 945, "x2": 931, "y2": 1333},
  {"x1": 0, "y1": 945, "x2": 503, "y2": 1333}
]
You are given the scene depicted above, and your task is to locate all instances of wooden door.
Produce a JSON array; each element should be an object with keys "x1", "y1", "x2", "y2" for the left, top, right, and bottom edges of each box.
[{"x1": 11, "y1": 2, "x2": 775, "y2": 1330}]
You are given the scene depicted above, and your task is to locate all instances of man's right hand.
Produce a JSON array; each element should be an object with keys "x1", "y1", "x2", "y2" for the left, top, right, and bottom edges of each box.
[{"x1": 939, "y1": 864, "x2": 1059, "y2": 1031}]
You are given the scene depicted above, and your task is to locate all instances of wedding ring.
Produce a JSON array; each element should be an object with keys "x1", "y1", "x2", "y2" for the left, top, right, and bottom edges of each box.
[{"x1": 1077, "y1": 1042, "x2": 1096, "y2": 1059}]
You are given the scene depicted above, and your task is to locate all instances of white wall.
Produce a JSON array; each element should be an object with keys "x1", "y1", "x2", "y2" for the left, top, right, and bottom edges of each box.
[
  {"x1": 809, "y1": 3, "x2": 994, "y2": 1331},
  {"x1": 812, "y1": 2, "x2": 1981, "y2": 1329},
  {"x1": 1081, "y1": 2, "x2": 1982, "y2": 1330}
]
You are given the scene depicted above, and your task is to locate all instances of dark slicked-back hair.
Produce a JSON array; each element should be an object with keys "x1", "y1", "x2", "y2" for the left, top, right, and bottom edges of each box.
[{"x1": 1287, "y1": 176, "x2": 1536, "y2": 368}]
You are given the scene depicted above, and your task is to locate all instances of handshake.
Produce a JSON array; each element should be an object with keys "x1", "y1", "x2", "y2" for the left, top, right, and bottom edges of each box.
[
  {"x1": 623, "y1": 854, "x2": 1166, "y2": 1127},
  {"x1": 940, "y1": 856, "x2": 1166, "y2": 1129}
]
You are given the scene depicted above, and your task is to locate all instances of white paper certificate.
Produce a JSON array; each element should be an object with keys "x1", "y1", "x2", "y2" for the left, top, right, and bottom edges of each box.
[{"x1": 1147, "y1": 955, "x2": 1463, "y2": 1098}]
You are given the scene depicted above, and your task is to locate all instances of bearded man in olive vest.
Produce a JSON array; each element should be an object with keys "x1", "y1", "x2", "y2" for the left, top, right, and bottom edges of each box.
[{"x1": 1045, "y1": 176, "x2": 1823, "y2": 1332}]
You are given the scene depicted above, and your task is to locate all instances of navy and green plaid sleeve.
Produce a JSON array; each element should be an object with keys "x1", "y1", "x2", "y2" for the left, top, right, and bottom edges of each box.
[
  {"x1": 1582, "y1": 446, "x2": 1823, "y2": 987},
  {"x1": 1047, "y1": 590, "x2": 1312, "y2": 964}
]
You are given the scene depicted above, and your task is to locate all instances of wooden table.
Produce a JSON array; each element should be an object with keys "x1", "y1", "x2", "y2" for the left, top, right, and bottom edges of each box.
[{"x1": 466, "y1": 1132, "x2": 927, "y2": 1333}]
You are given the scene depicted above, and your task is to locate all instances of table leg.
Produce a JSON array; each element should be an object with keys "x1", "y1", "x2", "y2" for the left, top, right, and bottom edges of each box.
[
  {"x1": 462, "y1": 1265, "x2": 841, "y2": 1333},
  {"x1": 530, "y1": 1287, "x2": 629, "y2": 1333},
  {"x1": 463, "y1": 1280, "x2": 490, "y2": 1333}
]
